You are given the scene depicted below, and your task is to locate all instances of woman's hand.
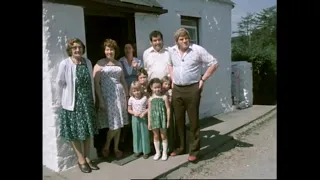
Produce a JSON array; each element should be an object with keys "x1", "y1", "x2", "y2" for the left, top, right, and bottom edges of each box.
[
  {"x1": 139, "y1": 113, "x2": 145, "y2": 118},
  {"x1": 132, "y1": 60, "x2": 138, "y2": 69}
]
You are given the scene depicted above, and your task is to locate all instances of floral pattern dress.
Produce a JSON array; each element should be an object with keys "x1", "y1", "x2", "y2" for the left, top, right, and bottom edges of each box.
[
  {"x1": 59, "y1": 63, "x2": 97, "y2": 141},
  {"x1": 97, "y1": 65, "x2": 129, "y2": 130}
]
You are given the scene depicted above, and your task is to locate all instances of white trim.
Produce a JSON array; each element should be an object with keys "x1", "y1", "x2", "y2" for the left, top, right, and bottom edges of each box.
[{"x1": 175, "y1": 10, "x2": 201, "y2": 18}]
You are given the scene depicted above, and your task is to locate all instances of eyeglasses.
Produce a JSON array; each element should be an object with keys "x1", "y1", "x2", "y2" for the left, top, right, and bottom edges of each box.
[{"x1": 72, "y1": 46, "x2": 83, "y2": 50}]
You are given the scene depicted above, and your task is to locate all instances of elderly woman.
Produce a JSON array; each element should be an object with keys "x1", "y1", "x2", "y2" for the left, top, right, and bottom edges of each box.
[
  {"x1": 55, "y1": 38, "x2": 99, "y2": 173},
  {"x1": 93, "y1": 39, "x2": 129, "y2": 158}
]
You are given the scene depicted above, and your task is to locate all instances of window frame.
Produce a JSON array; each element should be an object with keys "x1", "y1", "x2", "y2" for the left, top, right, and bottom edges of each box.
[{"x1": 180, "y1": 16, "x2": 200, "y2": 45}]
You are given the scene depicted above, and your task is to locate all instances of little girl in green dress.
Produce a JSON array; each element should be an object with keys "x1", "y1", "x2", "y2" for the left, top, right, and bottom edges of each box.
[{"x1": 148, "y1": 78, "x2": 171, "y2": 161}]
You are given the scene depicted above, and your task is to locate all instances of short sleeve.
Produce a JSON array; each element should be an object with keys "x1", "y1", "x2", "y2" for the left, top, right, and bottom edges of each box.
[
  {"x1": 199, "y1": 46, "x2": 218, "y2": 67},
  {"x1": 143, "y1": 50, "x2": 148, "y2": 70},
  {"x1": 128, "y1": 97, "x2": 133, "y2": 106},
  {"x1": 167, "y1": 48, "x2": 173, "y2": 66}
]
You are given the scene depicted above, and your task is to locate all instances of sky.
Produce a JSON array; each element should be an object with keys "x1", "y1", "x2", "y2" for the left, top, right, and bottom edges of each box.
[{"x1": 231, "y1": 0, "x2": 276, "y2": 36}]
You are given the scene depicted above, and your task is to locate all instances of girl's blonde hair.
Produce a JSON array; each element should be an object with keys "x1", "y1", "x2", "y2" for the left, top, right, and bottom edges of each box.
[{"x1": 129, "y1": 81, "x2": 144, "y2": 97}]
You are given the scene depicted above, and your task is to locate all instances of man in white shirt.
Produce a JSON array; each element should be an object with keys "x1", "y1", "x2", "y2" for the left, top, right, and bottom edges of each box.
[
  {"x1": 143, "y1": 31, "x2": 170, "y2": 81},
  {"x1": 143, "y1": 31, "x2": 172, "y2": 155},
  {"x1": 168, "y1": 28, "x2": 219, "y2": 162}
]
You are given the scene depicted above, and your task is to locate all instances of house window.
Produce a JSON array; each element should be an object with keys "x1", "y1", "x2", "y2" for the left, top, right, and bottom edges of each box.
[{"x1": 180, "y1": 16, "x2": 200, "y2": 45}]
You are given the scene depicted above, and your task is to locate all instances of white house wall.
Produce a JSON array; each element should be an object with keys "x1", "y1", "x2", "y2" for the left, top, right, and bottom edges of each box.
[
  {"x1": 43, "y1": 2, "x2": 96, "y2": 172},
  {"x1": 43, "y1": 0, "x2": 233, "y2": 172},
  {"x1": 134, "y1": 13, "x2": 159, "y2": 59},
  {"x1": 135, "y1": 0, "x2": 233, "y2": 119}
]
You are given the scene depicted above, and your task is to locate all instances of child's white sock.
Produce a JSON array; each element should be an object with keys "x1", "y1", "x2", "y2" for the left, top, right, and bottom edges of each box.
[
  {"x1": 153, "y1": 141, "x2": 161, "y2": 160},
  {"x1": 161, "y1": 140, "x2": 168, "y2": 161}
]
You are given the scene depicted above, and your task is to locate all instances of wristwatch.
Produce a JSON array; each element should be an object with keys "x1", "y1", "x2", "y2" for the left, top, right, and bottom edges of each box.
[{"x1": 201, "y1": 78, "x2": 205, "y2": 82}]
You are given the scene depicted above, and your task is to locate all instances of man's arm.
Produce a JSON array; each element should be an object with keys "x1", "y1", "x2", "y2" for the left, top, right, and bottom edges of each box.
[
  {"x1": 143, "y1": 50, "x2": 148, "y2": 70},
  {"x1": 167, "y1": 49, "x2": 174, "y2": 85},
  {"x1": 199, "y1": 46, "x2": 219, "y2": 81}
]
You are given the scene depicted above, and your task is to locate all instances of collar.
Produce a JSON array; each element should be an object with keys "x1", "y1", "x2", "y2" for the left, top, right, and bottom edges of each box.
[
  {"x1": 119, "y1": 56, "x2": 138, "y2": 62},
  {"x1": 149, "y1": 46, "x2": 167, "y2": 53},
  {"x1": 172, "y1": 44, "x2": 193, "y2": 51}
]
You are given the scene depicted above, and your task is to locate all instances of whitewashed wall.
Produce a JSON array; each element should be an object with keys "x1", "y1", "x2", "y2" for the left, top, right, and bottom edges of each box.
[
  {"x1": 43, "y1": 0, "x2": 233, "y2": 172},
  {"x1": 135, "y1": 0, "x2": 233, "y2": 119},
  {"x1": 42, "y1": 2, "x2": 96, "y2": 172},
  {"x1": 134, "y1": 13, "x2": 159, "y2": 57}
]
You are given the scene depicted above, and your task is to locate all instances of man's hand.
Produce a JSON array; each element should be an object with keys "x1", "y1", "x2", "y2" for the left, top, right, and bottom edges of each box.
[{"x1": 199, "y1": 79, "x2": 204, "y2": 90}]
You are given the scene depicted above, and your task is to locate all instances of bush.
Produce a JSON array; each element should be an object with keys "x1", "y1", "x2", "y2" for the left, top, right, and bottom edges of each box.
[{"x1": 232, "y1": 45, "x2": 276, "y2": 105}]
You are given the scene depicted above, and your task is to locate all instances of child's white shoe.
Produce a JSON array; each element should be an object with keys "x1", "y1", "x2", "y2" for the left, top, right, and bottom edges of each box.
[
  {"x1": 161, "y1": 153, "x2": 168, "y2": 161},
  {"x1": 153, "y1": 153, "x2": 161, "y2": 160}
]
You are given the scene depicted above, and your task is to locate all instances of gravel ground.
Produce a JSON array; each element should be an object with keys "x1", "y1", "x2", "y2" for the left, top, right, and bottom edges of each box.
[{"x1": 165, "y1": 112, "x2": 277, "y2": 179}]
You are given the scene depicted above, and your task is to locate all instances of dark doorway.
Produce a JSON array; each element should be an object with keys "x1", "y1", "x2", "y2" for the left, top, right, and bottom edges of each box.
[
  {"x1": 84, "y1": 15, "x2": 136, "y2": 65},
  {"x1": 84, "y1": 14, "x2": 136, "y2": 160}
]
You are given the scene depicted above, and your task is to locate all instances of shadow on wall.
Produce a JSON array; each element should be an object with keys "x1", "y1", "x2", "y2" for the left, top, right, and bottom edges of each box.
[
  {"x1": 43, "y1": 6, "x2": 69, "y2": 107},
  {"x1": 197, "y1": 6, "x2": 232, "y2": 117},
  {"x1": 199, "y1": 67, "x2": 234, "y2": 119}
]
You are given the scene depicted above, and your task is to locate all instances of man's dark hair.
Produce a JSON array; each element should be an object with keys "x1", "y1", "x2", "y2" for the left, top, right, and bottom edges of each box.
[{"x1": 149, "y1": 31, "x2": 163, "y2": 41}]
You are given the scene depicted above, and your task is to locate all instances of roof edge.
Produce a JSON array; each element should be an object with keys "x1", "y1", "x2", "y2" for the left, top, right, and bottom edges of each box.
[{"x1": 207, "y1": 0, "x2": 235, "y2": 8}]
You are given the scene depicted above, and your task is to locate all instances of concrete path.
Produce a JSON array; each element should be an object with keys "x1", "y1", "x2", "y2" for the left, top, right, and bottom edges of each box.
[
  {"x1": 43, "y1": 105, "x2": 276, "y2": 180},
  {"x1": 171, "y1": 110, "x2": 277, "y2": 179}
]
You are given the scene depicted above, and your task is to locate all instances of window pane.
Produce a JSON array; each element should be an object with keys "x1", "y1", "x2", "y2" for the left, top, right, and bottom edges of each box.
[
  {"x1": 191, "y1": 40, "x2": 197, "y2": 44},
  {"x1": 181, "y1": 18, "x2": 197, "y2": 27},
  {"x1": 181, "y1": 18, "x2": 197, "y2": 26},
  {"x1": 184, "y1": 28, "x2": 197, "y2": 40}
]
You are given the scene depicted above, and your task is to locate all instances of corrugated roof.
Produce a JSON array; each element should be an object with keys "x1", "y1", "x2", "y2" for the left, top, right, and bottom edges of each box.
[{"x1": 119, "y1": 0, "x2": 162, "y2": 8}]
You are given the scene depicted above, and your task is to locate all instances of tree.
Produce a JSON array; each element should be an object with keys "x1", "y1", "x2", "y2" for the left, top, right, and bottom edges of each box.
[
  {"x1": 233, "y1": 12, "x2": 257, "y2": 48},
  {"x1": 231, "y1": 6, "x2": 277, "y2": 105}
]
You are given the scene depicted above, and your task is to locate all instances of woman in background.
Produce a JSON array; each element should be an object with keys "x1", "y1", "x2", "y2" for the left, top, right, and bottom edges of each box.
[
  {"x1": 118, "y1": 41, "x2": 143, "y2": 151},
  {"x1": 118, "y1": 41, "x2": 143, "y2": 90}
]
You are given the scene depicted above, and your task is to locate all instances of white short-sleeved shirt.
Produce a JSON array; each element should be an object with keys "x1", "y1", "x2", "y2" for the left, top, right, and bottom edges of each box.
[
  {"x1": 143, "y1": 46, "x2": 170, "y2": 80},
  {"x1": 168, "y1": 44, "x2": 218, "y2": 86},
  {"x1": 128, "y1": 96, "x2": 148, "y2": 114}
]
